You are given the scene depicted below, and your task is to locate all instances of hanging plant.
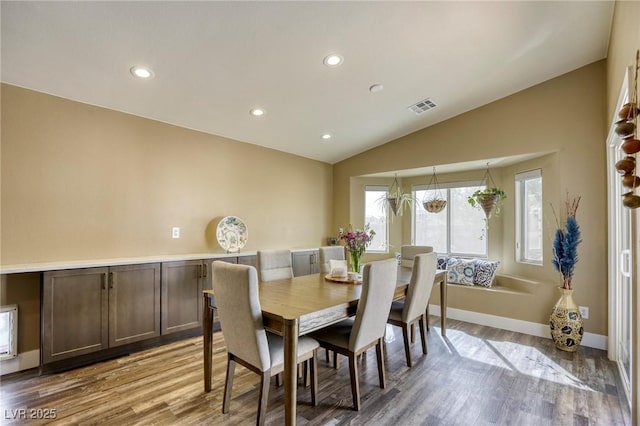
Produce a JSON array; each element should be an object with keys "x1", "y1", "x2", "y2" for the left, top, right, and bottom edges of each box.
[
  {"x1": 378, "y1": 174, "x2": 415, "y2": 218},
  {"x1": 422, "y1": 167, "x2": 447, "y2": 213},
  {"x1": 467, "y1": 164, "x2": 507, "y2": 219}
]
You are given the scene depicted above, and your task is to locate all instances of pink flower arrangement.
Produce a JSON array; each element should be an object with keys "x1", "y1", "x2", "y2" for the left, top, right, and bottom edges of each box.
[{"x1": 339, "y1": 224, "x2": 376, "y2": 273}]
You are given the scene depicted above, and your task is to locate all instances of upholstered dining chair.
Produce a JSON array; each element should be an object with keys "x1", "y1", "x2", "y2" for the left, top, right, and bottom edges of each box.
[
  {"x1": 387, "y1": 252, "x2": 437, "y2": 367},
  {"x1": 212, "y1": 261, "x2": 319, "y2": 426},
  {"x1": 400, "y1": 245, "x2": 433, "y2": 268},
  {"x1": 319, "y1": 246, "x2": 346, "y2": 274},
  {"x1": 257, "y1": 249, "x2": 293, "y2": 282},
  {"x1": 309, "y1": 258, "x2": 397, "y2": 411}
]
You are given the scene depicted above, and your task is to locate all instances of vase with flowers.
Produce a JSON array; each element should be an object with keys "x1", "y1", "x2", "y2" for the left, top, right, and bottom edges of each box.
[
  {"x1": 549, "y1": 195, "x2": 584, "y2": 352},
  {"x1": 339, "y1": 224, "x2": 376, "y2": 278}
]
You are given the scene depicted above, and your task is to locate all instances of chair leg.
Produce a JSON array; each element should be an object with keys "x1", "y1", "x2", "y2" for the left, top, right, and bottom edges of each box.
[
  {"x1": 310, "y1": 351, "x2": 318, "y2": 407},
  {"x1": 401, "y1": 323, "x2": 413, "y2": 368},
  {"x1": 275, "y1": 373, "x2": 281, "y2": 387},
  {"x1": 426, "y1": 305, "x2": 430, "y2": 331},
  {"x1": 257, "y1": 370, "x2": 270, "y2": 426},
  {"x1": 375, "y1": 338, "x2": 386, "y2": 389},
  {"x1": 222, "y1": 354, "x2": 236, "y2": 414},
  {"x1": 348, "y1": 353, "x2": 361, "y2": 411},
  {"x1": 325, "y1": 348, "x2": 330, "y2": 363},
  {"x1": 419, "y1": 314, "x2": 428, "y2": 355},
  {"x1": 333, "y1": 351, "x2": 340, "y2": 369},
  {"x1": 303, "y1": 360, "x2": 310, "y2": 387}
]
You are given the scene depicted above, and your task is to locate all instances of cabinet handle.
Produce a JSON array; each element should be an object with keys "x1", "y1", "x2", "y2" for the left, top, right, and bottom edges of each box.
[
  {"x1": 102, "y1": 273, "x2": 107, "y2": 290},
  {"x1": 202, "y1": 263, "x2": 208, "y2": 278},
  {"x1": 108, "y1": 272, "x2": 114, "y2": 289}
]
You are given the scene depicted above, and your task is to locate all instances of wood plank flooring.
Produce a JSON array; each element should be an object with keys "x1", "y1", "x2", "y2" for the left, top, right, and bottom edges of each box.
[{"x1": 0, "y1": 317, "x2": 631, "y2": 425}]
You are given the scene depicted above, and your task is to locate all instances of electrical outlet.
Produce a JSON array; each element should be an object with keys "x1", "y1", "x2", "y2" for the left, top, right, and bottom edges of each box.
[
  {"x1": 172, "y1": 227, "x2": 180, "y2": 239},
  {"x1": 579, "y1": 306, "x2": 589, "y2": 319}
]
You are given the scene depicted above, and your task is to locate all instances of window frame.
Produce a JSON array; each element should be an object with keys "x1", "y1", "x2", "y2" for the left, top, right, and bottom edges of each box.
[
  {"x1": 412, "y1": 179, "x2": 488, "y2": 257},
  {"x1": 515, "y1": 169, "x2": 543, "y2": 265},
  {"x1": 364, "y1": 185, "x2": 389, "y2": 254}
]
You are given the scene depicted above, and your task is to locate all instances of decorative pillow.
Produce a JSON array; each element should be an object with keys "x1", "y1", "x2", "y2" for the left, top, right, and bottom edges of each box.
[
  {"x1": 446, "y1": 258, "x2": 476, "y2": 286},
  {"x1": 329, "y1": 259, "x2": 348, "y2": 278},
  {"x1": 437, "y1": 255, "x2": 449, "y2": 270},
  {"x1": 473, "y1": 259, "x2": 500, "y2": 288}
]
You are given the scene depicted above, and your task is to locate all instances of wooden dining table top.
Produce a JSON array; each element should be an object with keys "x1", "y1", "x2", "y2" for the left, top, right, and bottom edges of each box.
[{"x1": 203, "y1": 267, "x2": 446, "y2": 334}]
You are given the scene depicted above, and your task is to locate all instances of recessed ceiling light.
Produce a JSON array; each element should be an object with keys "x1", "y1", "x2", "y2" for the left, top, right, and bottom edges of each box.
[
  {"x1": 369, "y1": 84, "x2": 384, "y2": 93},
  {"x1": 321, "y1": 133, "x2": 332, "y2": 140},
  {"x1": 130, "y1": 65, "x2": 154, "y2": 79},
  {"x1": 323, "y1": 54, "x2": 343, "y2": 67},
  {"x1": 250, "y1": 108, "x2": 265, "y2": 117}
]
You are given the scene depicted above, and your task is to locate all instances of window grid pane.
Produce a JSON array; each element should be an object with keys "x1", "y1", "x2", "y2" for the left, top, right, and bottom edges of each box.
[
  {"x1": 413, "y1": 184, "x2": 487, "y2": 257},
  {"x1": 365, "y1": 188, "x2": 388, "y2": 252},
  {"x1": 522, "y1": 176, "x2": 543, "y2": 263}
]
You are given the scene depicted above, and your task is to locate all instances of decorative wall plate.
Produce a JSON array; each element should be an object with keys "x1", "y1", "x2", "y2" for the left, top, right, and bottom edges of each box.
[{"x1": 216, "y1": 216, "x2": 248, "y2": 253}]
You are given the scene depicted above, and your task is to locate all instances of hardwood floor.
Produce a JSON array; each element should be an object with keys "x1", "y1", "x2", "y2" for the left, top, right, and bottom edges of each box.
[{"x1": 1, "y1": 317, "x2": 630, "y2": 425}]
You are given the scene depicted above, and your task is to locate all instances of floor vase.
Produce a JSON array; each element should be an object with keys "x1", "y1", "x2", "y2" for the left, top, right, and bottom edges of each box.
[{"x1": 549, "y1": 287, "x2": 583, "y2": 352}]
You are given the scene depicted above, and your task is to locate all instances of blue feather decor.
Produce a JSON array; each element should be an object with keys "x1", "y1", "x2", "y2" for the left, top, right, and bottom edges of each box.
[{"x1": 551, "y1": 196, "x2": 582, "y2": 289}]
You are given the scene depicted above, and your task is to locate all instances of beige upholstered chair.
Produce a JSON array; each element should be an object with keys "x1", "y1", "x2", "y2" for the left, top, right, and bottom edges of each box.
[
  {"x1": 257, "y1": 249, "x2": 293, "y2": 282},
  {"x1": 212, "y1": 261, "x2": 319, "y2": 425},
  {"x1": 319, "y1": 246, "x2": 346, "y2": 274},
  {"x1": 309, "y1": 258, "x2": 398, "y2": 411},
  {"x1": 387, "y1": 252, "x2": 437, "y2": 367},
  {"x1": 400, "y1": 245, "x2": 433, "y2": 268}
]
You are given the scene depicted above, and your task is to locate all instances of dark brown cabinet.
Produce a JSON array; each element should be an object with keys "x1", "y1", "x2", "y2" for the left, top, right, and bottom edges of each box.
[
  {"x1": 161, "y1": 260, "x2": 212, "y2": 335},
  {"x1": 42, "y1": 263, "x2": 161, "y2": 364},
  {"x1": 292, "y1": 250, "x2": 319, "y2": 276}
]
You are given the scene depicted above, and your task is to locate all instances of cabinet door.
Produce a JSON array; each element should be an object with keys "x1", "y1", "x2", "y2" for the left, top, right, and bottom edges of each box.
[
  {"x1": 292, "y1": 250, "x2": 319, "y2": 276},
  {"x1": 237, "y1": 254, "x2": 257, "y2": 268},
  {"x1": 42, "y1": 268, "x2": 109, "y2": 364},
  {"x1": 161, "y1": 260, "x2": 204, "y2": 334},
  {"x1": 109, "y1": 263, "x2": 161, "y2": 347}
]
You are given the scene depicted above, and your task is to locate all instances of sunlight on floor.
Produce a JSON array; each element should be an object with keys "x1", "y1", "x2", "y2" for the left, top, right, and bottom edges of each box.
[{"x1": 439, "y1": 329, "x2": 594, "y2": 392}]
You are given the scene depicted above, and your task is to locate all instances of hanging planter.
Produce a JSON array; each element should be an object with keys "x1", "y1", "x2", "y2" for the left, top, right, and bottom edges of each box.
[
  {"x1": 467, "y1": 164, "x2": 506, "y2": 219},
  {"x1": 379, "y1": 174, "x2": 415, "y2": 218},
  {"x1": 422, "y1": 167, "x2": 447, "y2": 213}
]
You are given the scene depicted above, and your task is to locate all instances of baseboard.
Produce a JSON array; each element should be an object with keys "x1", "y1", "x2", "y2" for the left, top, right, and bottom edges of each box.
[
  {"x1": 429, "y1": 305, "x2": 607, "y2": 351},
  {"x1": 0, "y1": 349, "x2": 40, "y2": 375}
]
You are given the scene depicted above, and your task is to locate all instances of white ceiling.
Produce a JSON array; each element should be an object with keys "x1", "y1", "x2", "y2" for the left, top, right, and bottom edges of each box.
[{"x1": 1, "y1": 1, "x2": 613, "y2": 165}]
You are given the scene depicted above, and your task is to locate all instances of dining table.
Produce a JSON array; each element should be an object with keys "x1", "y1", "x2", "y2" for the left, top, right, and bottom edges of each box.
[{"x1": 202, "y1": 266, "x2": 447, "y2": 426}]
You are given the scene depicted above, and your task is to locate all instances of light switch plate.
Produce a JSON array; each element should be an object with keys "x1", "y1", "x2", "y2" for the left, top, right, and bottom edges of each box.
[{"x1": 172, "y1": 227, "x2": 180, "y2": 239}]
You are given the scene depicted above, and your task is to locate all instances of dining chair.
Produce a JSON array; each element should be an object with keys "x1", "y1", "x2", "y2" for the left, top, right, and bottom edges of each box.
[
  {"x1": 387, "y1": 252, "x2": 437, "y2": 367},
  {"x1": 257, "y1": 249, "x2": 293, "y2": 282},
  {"x1": 212, "y1": 261, "x2": 319, "y2": 426},
  {"x1": 400, "y1": 245, "x2": 433, "y2": 268},
  {"x1": 319, "y1": 246, "x2": 346, "y2": 274},
  {"x1": 309, "y1": 258, "x2": 397, "y2": 411}
]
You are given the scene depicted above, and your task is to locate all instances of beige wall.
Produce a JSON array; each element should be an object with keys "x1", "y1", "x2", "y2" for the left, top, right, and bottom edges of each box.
[
  {"x1": 334, "y1": 60, "x2": 608, "y2": 335},
  {"x1": 1, "y1": 84, "x2": 333, "y2": 353},
  {"x1": 606, "y1": 1, "x2": 640, "y2": 422}
]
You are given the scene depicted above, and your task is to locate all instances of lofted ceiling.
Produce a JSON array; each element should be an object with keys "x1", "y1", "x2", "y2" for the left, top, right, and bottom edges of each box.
[{"x1": 1, "y1": 1, "x2": 613, "y2": 165}]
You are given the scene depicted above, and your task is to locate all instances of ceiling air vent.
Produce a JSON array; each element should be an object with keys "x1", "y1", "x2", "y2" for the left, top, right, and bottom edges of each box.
[{"x1": 408, "y1": 98, "x2": 437, "y2": 115}]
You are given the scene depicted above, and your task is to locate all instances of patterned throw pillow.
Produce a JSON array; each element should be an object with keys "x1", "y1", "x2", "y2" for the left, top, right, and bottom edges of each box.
[
  {"x1": 473, "y1": 259, "x2": 500, "y2": 288},
  {"x1": 437, "y1": 255, "x2": 449, "y2": 270},
  {"x1": 446, "y1": 258, "x2": 476, "y2": 286}
]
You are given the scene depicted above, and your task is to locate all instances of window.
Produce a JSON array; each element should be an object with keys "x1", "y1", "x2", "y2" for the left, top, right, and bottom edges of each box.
[
  {"x1": 515, "y1": 169, "x2": 543, "y2": 264},
  {"x1": 365, "y1": 186, "x2": 388, "y2": 253},
  {"x1": 0, "y1": 305, "x2": 18, "y2": 360},
  {"x1": 413, "y1": 181, "x2": 487, "y2": 257}
]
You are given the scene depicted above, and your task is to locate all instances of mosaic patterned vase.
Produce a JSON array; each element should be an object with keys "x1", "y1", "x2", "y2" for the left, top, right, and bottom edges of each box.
[{"x1": 549, "y1": 287, "x2": 584, "y2": 352}]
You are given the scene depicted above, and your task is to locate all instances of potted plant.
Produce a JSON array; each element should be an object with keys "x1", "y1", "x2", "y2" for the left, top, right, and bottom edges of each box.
[
  {"x1": 467, "y1": 187, "x2": 506, "y2": 219},
  {"x1": 549, "y1": 195, "x2": 583, "y2": 352},
  {"x1": 379, "y1": 174, "x2": 416, "y2": 218}
]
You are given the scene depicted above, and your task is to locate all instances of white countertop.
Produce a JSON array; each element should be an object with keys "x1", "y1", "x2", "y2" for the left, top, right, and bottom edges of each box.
[{"x1": 0, "y1": 248, "x2": 319, "y2": 274}]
